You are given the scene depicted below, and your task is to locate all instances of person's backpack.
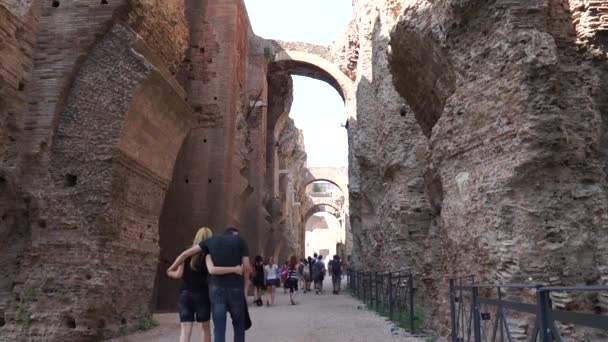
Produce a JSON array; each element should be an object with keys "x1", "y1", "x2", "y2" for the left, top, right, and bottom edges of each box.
[
  {"x1": 332, "y1": 261, "x2": 342, "y2": 275},
  {"x1": 312, "y1": 261, "x2": 323, "y2": 280},
  {"x1": 303, "y1": 265, "x2": 311, "y2": 277}
]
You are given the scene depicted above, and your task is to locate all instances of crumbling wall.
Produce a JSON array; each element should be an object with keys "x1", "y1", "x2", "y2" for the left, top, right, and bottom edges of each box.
[
  {"x1": 0, "y1": 2, "x2": 40, "y2": 328},
  {"x1": 0, "y1": 0, "x2": 193, "y2": 340},
  {"x1": 277, "y1": 118, "x2": 308, "y2": 257},
  {"x1": 336, "y1": 0, "x2": 432, "y2": 275},
  {"x1": 339, "y1": 0, "x2": 608, "y2": 337}
]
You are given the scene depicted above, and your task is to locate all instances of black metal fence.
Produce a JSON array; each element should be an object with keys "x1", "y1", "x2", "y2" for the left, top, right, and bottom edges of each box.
[
  {"x1": 347, "y1": 269, "x2": 417, "y2": 333},
  {"x1": 449, "y1": 275, "x2": 608, "y2": 342}
]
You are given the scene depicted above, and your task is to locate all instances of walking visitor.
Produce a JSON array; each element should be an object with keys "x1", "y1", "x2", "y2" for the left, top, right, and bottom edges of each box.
[
  {"x1": 264, "y1": 256, "x2": 279, "y2": 306},
  {"x1": 312, "y1": 254, "x2": 326, "y2": 294},
  {"x1": 285, "y1": 256, "x2": 300, "y2": 305},
  {"x1": 252, "y1": 255, "x2": 265, "y2": 306},
  {"x1": 280, "y1": 260, "x2": 289, "y2": 294},
  {"x1": 168, "y1": 227, "x2": 251, "y2": 342},
  {"x1": 328, "y1": 255, "x2": 343, "y2": 294},
  {"x1": 166, "y1": 227, "x2": 244, "y2": 342}
]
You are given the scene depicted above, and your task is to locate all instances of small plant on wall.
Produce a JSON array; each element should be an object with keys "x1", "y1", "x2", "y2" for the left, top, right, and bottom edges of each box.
[{"x1": 264, "y1": 47, "x2": 274, "y2": 62}]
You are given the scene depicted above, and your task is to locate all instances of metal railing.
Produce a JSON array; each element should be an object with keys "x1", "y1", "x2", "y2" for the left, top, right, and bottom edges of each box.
[
  {"x1": 449, "y1": 276, "x2": 608, "y2": 342},
  {"x1": 347, "y1": 269, "x2": 417, "y2": 333}
]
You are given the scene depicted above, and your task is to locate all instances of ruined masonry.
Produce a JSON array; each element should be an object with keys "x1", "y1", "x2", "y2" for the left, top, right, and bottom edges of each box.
[{"x1": 0, "y1": 0, "x2": 607, "y2": 341}]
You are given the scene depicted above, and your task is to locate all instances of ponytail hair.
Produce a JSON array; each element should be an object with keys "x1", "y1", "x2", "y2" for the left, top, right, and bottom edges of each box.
[{"x1": 190, "y1": 227, "x2": 213, "y2": 270}]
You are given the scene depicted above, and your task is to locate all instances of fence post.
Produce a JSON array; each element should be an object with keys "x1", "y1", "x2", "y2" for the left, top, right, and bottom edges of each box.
[
  {"x1": 357, "y1": 271, "x2": 361, "y2": 298},
  {"x1": 471, "y1": 286, "x2": 481, "y2": 342},
  {"x1": 409, "y1": 273, "x2": 415, "y2": 333},
  {"x1": 363, "y1": 272, "x2": 367, "y2": 303},
  {"x1": 388, "y1": 272, "x2": 394, "y2": 321},
  {"x1": 356, "y1": 271, "x2": 359, "y2": 297},
  {"x1": 537, "y1": 289, "x2": 552, "y2": 342},
  {"x1": 375, "y1": 272, "x2": 379, "y2": 311},
  {"x1": 449, "y1": 279, "x2": 458, "y2": 342},
  {"x1": 347, "y1": 270, "x2": 350, "y2": 289}
]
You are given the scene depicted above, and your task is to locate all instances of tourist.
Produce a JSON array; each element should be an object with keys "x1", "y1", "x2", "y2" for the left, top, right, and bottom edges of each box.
[
  {"x1": 264, "y1": 256, "x2": 279, "y2": 306},
  {"x1": 302, "y1": 258, "x2": 312, "y2": 292},
  {"x1": 329, "y1": 255, "x2": 343, "y2": 294},
  {"x1": 280, "y1": 260, "x2": 289, "y2": 294},
  {"x1": 285, "y1": 256, "x2": 300, "y2": 305},
  {"x1": 168, "y1": 227, "x2": 251, "y2": 342},
  {"x1": 252, "y1": 255, "x2": 265, "y2": 306},
  {"x1": 298, "y1": 258, "x2": 307, "y2": 292},
  {"x1": 307, "y1": 255, "x2": 315, "y2": 289},
  {"x1": 312, "y1": 255, "x2": 326, "y2": 294},
  {"x1": 166, "y1": 227, "x2": 243, "y2": 342}
]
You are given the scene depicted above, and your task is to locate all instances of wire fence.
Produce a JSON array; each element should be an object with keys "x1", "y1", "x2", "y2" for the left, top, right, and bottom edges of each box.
[{"x1": 347, "y1": 269, "x2": 418, "y2": 333}]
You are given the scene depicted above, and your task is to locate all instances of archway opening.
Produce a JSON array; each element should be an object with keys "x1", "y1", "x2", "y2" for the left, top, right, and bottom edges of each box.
[
  {"x1": 264, "y1": 70, "x2": 351, "y2": 261},
  {"x1": 304, "y1": 212, "x2": 344, "y2": 260},
  {"x1": 245, "y1": 0, "x2": 353, "y2": 274}
]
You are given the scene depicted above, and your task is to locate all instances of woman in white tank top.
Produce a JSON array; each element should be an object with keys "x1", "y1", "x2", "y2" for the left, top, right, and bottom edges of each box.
[{"x1": 264, "y1": 257, "x2": 279, "y2": 306}]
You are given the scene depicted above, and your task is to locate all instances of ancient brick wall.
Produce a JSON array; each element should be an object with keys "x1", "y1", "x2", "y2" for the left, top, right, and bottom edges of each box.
[
  {"x1": 19, "y1": 0, "x2": 188, "y2": 158},
  {"x1": 0, "y1": 0, "x2": 192, "y2": 339},
  {"x1": 1, "y1": 22, "x2": 193, "y2": 341},
  {"x1": 156, "y1": 0, "x2": 256, "y2": 309},
  {"x1": 0, "y1": 0, "x2": 40, "y2": 332},
  {"x1": 0, "y1": 0, "x2": 39, "y2": 164}
]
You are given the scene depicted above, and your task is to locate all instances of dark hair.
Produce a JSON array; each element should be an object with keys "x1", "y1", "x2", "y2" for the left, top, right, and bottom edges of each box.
[
  {"x1": 254, "y1": 255, "x2": 263, "y2": 264},
  {"x1": 313, "y1": 253, "x2": 318, "y2": 258},
  {"x1": 224, "y1": 227, "x2": 239, "y2": 234},
  {"x1": 318, "y1": 255, "x2": 323, "y2": 260}
]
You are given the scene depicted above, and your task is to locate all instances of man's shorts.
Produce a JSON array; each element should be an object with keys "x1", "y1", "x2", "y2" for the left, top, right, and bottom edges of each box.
[{"x1": 178, "y1": 288, "x2": 211, "y2": 322}]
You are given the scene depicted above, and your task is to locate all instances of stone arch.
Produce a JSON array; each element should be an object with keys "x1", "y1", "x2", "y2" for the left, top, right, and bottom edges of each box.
[
  {"x1": 263, "y1": 43, "x2": 353, "y2": 272},
  {"x1": 266, "y1": 42, "x2": 355, "y2": 138},
  {"x1": 272, "y1": 50, "x2": 354, "y2": 103},
  {"x1": 5, "y1": 23, "x2": 193, "y2": 340},
  {"x1": 303, "y1": 178, "x2": 345, "y2": 196},
  {"x1": 299, "y1": 167, "x2": 349, "y2": 196},
  {"x1": 304, "y1": 203, "x2": 341, "y2": 223}
]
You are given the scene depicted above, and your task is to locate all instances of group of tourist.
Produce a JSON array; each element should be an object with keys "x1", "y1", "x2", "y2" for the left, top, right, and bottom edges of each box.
[
  {"x1": 164, "y1": 226, "x2": 345, "y2": 342},
  {"x1": 250, "y1": 253, "x2": 345, "y2": 307}
]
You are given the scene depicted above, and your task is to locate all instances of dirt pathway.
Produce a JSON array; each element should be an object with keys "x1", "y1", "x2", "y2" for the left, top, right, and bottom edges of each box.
[{"x1": 108, "y1": 279, "x2": 427, "y2": 342}]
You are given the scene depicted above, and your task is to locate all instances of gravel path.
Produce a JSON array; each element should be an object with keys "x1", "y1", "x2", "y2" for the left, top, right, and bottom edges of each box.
[{"x1": 108, "y1": 279, "x2": 427, "y2": 342}]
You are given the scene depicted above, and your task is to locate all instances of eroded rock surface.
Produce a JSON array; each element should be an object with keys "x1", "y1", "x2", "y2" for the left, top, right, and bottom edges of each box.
[{"x1": 338, "y1": 0, "x2": 608, "y2": 337}]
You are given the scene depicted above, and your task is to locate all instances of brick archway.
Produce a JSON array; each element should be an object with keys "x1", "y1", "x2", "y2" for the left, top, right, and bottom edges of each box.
[{"x1": 3, "y1": 22, "x2": 193, "y2": 340}]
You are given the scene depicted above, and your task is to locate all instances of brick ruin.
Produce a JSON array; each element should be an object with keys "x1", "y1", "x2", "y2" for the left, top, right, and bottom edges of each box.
[{"x1": 0, "y1": 0, "x2": 607, "y2": 340}]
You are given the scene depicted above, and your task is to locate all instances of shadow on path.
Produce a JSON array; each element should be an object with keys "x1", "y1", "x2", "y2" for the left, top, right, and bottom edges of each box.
[{"x1": 107, "y1": 279, "x2": 427, "y2": 342}]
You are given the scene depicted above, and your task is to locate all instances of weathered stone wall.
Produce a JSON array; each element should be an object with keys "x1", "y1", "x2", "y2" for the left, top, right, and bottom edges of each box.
[
  {"x1": 0, "y1": 0, "x2": 193, "y2": 340},
  {"x1": 0, "y1": 2, "x2": 40, "y2": 325},
  {"x1": 337, "y1": 0, "x2": 432, "y2": 276},
  {"x1": 277, "y1": 118, "x2": 308, "y2": 258},
  {"x1": 1, "y1": 23, "x2": 192, "y2": 341},
  {"x1": 340, "y1": 0, "x2": 608, "y2": 337}
]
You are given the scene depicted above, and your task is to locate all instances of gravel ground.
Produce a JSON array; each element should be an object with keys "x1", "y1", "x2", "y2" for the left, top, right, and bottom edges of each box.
[{"x1": 107, "y1": 279, "x2": 428, "y2": 342}]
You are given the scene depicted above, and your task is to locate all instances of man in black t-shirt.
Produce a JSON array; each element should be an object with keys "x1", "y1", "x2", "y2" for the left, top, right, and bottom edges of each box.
[{"x1": 168, "y1": 227, "x2": 251, "y2": 342}]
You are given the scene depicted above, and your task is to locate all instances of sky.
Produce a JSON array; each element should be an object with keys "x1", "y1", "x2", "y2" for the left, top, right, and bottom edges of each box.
[{"x1": 244, "y1": 0, "x2": 353, "y2": 167}]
